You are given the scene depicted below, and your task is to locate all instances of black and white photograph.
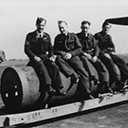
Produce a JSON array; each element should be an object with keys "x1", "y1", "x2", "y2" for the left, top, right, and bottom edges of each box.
[{"x1": 0, "y1": 0, "x2": 128, "y2": 128}]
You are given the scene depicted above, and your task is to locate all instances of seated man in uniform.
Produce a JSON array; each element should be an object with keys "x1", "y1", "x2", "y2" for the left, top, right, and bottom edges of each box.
[
  {"x1": 77, "y1": 20, "x2": 113, "y2": 94},
  {"x1": 94, "y1": 21, "x2": 128, "y2": 91},
  {"x1": 54, "y1": 20, "x2": 94, "y2": 99},
  {"x1": 24, "y1": 17, "x2": 65, "y2": 96}
]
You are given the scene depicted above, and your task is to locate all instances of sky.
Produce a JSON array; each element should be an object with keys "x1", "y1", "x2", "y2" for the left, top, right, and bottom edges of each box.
[{"x1": 0, "y1": 0, "x2": 128, "y2": 59}]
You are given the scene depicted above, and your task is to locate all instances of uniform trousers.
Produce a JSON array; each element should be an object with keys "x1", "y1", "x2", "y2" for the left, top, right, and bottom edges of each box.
[
  {"x1": 28, "y1": 58, "x2": 63, "y2": 91},
  {"x1": 80, "y1": 56, "x2": 109, "y2": 84},
  {"x1": 55, "y1": 55, "x2": 91, "y2": 94},
  {"x1": 111, "y1": 54, "x2": 128, "y2": 82},
  {"x1": 99, "y1": 54, "x2": 121, "y2": 83}
]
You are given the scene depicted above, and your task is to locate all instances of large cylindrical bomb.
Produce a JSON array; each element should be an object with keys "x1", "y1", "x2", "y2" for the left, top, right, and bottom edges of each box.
[
  {"x1": 1, "y1": 66, "x2": 40, "y2": 110},
  {"x1": 1, "y1": 65, "x2": 120, "y2": 111},
  {"x1": 1, "y1": 66, "x2": 78, "y2": 111}
]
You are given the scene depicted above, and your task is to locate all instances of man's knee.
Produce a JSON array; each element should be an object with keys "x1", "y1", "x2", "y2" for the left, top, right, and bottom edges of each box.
[
  {"x1": 80, "y1": 56, "x2": 88, "y2": 60},
  {"x1": 77, "y1": 64, "x2": 89, "y2": 77},
  {"x1": 52, "y1": 62, "x2": 59, "y2": 69},
  {"x1": 56, "y1": 56, "x2": 63, "y2": 63},
  {"x1": 107, "y1": 58, "x2": 113, "y2": 63}
]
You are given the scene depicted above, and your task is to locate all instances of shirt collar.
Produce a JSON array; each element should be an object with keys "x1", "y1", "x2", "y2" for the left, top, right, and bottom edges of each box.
[
  {"x1": 36, "y1": 30, "x2": 44, "y2": 38},
  {"x1": 101, "y1": 30, "x2": 109, "y2": 36},
  {"x1": 81, "y1": 31, "x2": 90, "y2": 37}
]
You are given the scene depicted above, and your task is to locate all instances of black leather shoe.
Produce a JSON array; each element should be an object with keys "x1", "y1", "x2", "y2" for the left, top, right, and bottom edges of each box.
[
  {"x1": 47, "y1": 84, "x2": 56, "y2": 95},
  {"x1": 88, "y1": 93, "x2": 94, "y2": 99},
  {"x1": 71, "y1": 74, "x2": 79, "y2": 84},
  {"x1": 107, "y1": 87, "x2": 114, "y2": 93},
  {"x1": 91, "y1": 76, "x2": 99, "y2": 85},
  {"x1": 48, "y1": 88, "x2": 56, "y2": 95},
  {"x1": 55, "y1": 90, "x2": 66, "y2": 96},
  {"x1": 124, "y1": 79, "x2": 128, "y2": 85},
  {"x1": 58, "y1": 85, "x2": 64, "y2": 90},
  {"x1": 119, "y1": 84, "x2": 128, "y2": 93},
  {"x1": 116, "y1": 81, "x2": 126, "y2": 91}
]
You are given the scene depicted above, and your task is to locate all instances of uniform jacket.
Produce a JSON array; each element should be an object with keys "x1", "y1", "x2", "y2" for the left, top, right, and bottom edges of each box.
[
  {"x1": 54, "y1": 33, "x2": 82, "y2": 57},
  {"x1": 77, "y1": 32, "x2": 100, "y2": 57},
  {"x1": 25, "y1": 31, "x2": 53, "y2": 61},
  {"x1": 94, "y1": 31, "x2": 115, "y2": 55}
]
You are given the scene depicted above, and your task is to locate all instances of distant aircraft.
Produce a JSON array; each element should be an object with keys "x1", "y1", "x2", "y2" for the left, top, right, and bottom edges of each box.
[{"x1": 105, "y1": 16, "x2": 128, "y2": 25}]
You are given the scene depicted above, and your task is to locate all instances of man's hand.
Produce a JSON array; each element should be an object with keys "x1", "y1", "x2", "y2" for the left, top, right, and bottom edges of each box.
[
  {"x1": 64, "y1": 53, "x2": 72, "y2": 60},
  {"x1": 83, "y1": 52, "x2": 92, "y2": 60},
  {"x1": 110, "y1": 51, "x2": 115, "y2": 55},
  {"x1": 92, "y1": 56, "x2": 97, "y2": 63},
  {"x1": 34, "y1": 56, "x2": 41, "y2": 62},
  {"x1": 49, "y1": 55, "x2": 57, "y2": 62},
  {"x1": 104, "y1": 53, "x2": 111, "y2": 59}
]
